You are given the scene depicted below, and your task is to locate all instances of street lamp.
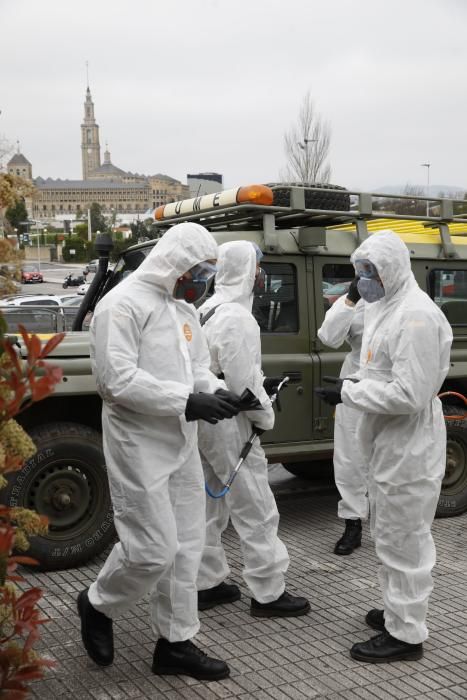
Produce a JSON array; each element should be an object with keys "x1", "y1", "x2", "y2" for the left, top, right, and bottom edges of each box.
[{"x1": 421, "y1": 163, "x2": 430, "y2": 217}]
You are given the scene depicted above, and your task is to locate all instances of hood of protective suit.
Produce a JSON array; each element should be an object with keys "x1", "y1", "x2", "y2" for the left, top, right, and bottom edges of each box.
[
  {"x1": 351, "y1": 230, "x2": 416, "y2": 301},
  {"x1": 133, "y1": 222, "x2": 218, "y2": 295},
  {"x1": 202, "y1": 240, "x2": 257, "y2": 313}
]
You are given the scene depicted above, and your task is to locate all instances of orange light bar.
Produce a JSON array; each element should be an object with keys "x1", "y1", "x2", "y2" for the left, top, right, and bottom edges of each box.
[
  {"x1": 154, "y1": 205, "x2": 166, "y2": 220},
  {"x1": 237, "y1": 184, "x2": 274, "y2": 206}
]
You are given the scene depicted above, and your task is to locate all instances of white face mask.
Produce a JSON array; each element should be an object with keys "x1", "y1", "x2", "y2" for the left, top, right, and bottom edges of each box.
[{"x1": 357, "y1": 277, "x2": 385, "y2": 303}]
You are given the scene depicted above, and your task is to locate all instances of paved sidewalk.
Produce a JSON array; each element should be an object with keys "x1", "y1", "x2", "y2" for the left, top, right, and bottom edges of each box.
[{"x1": 28, "y1": 488, "x2": 467, "y2": 699}]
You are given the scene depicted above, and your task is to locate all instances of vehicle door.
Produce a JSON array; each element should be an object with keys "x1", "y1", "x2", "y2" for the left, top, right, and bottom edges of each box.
[
  {"x1": 254, "y1": 256, "x2": 314, "y2": 445},
  {"x1": 311, "y1": 258, "x2": 355, "y2": 441},
  {"x1": 424, "y1": 261, "x2": 467, "y2": 373}
]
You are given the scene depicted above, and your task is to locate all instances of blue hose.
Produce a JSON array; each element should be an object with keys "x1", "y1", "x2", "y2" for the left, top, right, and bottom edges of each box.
[{"x1": 205, "y1": 483, "x2": 230, "y2": 498}]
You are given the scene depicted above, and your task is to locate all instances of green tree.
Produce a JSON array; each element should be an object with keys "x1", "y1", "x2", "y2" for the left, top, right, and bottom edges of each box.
[
  {"x1": 4, "y1": 197, "x2": 28, "y2": 234},
  {"x1": 74, "y1": 222, "x2": 89, "y2": 241},
  {"x1": 62, "y1": 235, "x2": 88, "y2": 263},
  {"x1": 90, "y1": 202, "x2": 107, "y2": 233}
]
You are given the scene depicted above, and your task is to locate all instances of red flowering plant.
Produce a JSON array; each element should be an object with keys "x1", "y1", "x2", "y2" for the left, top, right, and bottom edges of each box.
[{"x1": 0, "y1": 317, "x2": 64, "y2": 699}]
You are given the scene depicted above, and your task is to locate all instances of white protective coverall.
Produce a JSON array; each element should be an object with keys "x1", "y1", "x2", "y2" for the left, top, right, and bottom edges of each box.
[
  {"x1": 341, "y1": 230, "x2": 453, "y2": 644},
  {"x1": 318, "y1": 295, "x2": 368, "y2": 520},
  {"x1": 196, "y1": 240, "x2": 290, "y2": 603},
  {"x1": 88, "y1": 222, "x2": 220, "y2": 642}
]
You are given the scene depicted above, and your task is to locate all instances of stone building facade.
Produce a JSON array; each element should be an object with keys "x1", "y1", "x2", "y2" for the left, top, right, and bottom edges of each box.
[{"x1": 8, "y1": 85, "x2": 192, "y2": 221}]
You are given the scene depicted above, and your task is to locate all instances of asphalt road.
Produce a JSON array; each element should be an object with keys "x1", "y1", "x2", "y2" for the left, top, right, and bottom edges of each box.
[{"x1": 20, "y1": 262, "x2": 93, "y2": 296}]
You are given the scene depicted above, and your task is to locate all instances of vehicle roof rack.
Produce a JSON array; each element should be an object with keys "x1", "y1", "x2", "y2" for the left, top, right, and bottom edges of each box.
[{"x1": 152, "y1": 184, "x2": 467, "y2": 258}]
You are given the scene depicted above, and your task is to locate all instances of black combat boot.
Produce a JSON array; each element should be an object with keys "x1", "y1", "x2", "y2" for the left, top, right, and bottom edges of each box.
[
  {"x1": 350, "y1": 630, "x2": 423, "y2": 663},
  {"x1": 366, "y1": 608, "x2": 385, "y2": 631},
  {"x1": 334, "y1": 518, "x2": 362, "y2": 555},
  {"x1": 77, "y1": 589, "x2": 114, "y2": 666},
  {"x1": 152, "y1": 638, "x2": 230, "y2": 681},
  {"x1": 250, "y1": 591, "x2": 310, "y2": 618},
  {"x1": 198, "y1": 581, "x2": 241, "y2": 610}
]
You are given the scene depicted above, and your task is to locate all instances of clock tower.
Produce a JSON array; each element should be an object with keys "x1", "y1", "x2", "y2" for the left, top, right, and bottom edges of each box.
[{"x1": 81, "y1": 85, "x2": 101, "y2": 179}]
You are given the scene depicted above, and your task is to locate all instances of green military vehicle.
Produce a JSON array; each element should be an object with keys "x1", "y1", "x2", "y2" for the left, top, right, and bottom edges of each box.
[{"x1": 5, "y1": 183, "x2": 467, "y2": 570}]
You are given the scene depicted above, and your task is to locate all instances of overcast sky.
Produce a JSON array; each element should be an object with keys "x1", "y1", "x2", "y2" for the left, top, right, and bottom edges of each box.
[{"x1": 1, "y1": 0, "x2": 466, "y2": 192}]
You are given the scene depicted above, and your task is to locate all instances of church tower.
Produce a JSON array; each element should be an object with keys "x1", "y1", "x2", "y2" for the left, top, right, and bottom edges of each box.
[{"x1": 81, "y1": 85, "x2": 101, "y2": 179}]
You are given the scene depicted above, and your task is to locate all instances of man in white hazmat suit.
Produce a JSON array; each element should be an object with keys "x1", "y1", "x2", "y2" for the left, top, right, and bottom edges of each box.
[
  {"x1": 77, "y1": 222, "x2": 242, "y2": 681},
  {"x1": 318, "y1": 279, "x2": 368, "y2": 555},
  {"x1": 196, "y1": 240, "x2": 310, "y2": 617},
  {"x1": 315, "y1": 230, "x2": 452, "y2": 662}
]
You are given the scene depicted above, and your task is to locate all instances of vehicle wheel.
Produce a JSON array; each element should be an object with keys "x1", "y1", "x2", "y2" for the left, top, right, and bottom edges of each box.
[
  {"x1": 437, "y1": 408, "x2": 467, "y2": 517},
  {"x1": 62, "y1": 283, "x2": 68, "y2": 289},
  {"x1": 266, "y1": 182, "x2": 350, "y2": 225},
  {"x1": 2, "y1": 422, "x2": 115, "y2": 570},
  {"x1": 283, "y1": 459, "x2": 334, "y2": 480}
]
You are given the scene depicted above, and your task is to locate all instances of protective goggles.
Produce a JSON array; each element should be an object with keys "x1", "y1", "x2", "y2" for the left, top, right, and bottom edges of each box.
[
  {"x1": 251, "y1": 242, "x2": 263, "y2": 262},
  {"x1": 189, "y1": 260, "x2": 217, "y2": 282},
  {"x1": 354, "y1": 259, "x2": 379, "y2": 280}
]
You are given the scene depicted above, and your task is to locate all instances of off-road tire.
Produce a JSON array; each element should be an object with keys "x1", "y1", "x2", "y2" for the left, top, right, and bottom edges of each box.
[
  {"x1": 2, "y1": 422, "x2": 115, "y2": 570},
  {"x1": 437, "y1": 407, "x2": 467, "y2": 517},
  {"x1": 268, "y1": 182, "x2": 350, "y2": 213}
]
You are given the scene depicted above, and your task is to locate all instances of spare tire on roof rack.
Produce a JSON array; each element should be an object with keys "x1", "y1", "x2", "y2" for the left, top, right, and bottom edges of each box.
[
  {"x1": 267, "y1": 182, "x2": 350, "y2": 210},
  {"x1": 267, "y1": 182, "x2": 350, "y2": 228}
]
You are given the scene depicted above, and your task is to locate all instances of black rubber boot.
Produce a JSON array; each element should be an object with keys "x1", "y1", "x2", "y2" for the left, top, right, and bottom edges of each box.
[
  {"x1": 250, "y1": 591, "x2": 310, "y2": 618},
  {"x1": 334, "y1": 519, "x2": 362, "y2": 555},
  {"x1": 198, "y1": 582, "x2": 241, "y2": 611},
  {"x1": 77, "y1": 589, "x2": 114, "y2": 667},
  {"x1": 350, "y1": 630, "x2": 423, "y2": 663},
  {"x1": 366, "y1": 608, "x2": 385, "y2": 631},
  {"x1": 152, "y1": 638, "x2": 230, "y2": 681}
]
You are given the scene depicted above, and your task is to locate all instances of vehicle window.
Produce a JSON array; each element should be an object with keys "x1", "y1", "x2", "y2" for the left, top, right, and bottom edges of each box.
[
  {"x1": 322, "y1": 263, "x2": 354, "y2": 311},
  {"x1": 107, "y1": 247, "x2": 152, "y2": 290},
  {"x1": 429, "y1": 269, "x2": 467, "y2": 326},
  {"x1": 253, "y1": 262, "x2": 298, "y2": 333},
  {"x1": 20, "y1": 299, "x2": 58, "y2": 306}
]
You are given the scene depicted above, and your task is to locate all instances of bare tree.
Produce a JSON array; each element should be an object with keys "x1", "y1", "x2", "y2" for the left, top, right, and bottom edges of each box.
[
  {"x1": 374, "y1": 184, "x2": 427, "y2": 216},
  {"x1": 0, "y1": 135, "x2": 14, "y2": 171},
  {"x1": 281, "y1": 91, "x2": 331, "y2": 183}
]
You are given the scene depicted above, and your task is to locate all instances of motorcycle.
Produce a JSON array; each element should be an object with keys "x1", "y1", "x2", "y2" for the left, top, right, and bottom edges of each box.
[{"x1": 63, "y1": 273, "x2": 87, "y2": 289}]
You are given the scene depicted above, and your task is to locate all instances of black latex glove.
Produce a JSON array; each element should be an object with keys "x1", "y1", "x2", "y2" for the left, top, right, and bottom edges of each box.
[
  {"x1": 263, "y1": 376, "x2": 284, "y2": 397},
  {"x1": 214, "y1": 388, "x2": 242, "y2": 408},
  {"x1": 185, "y1": 392, "x2": 239, "y2": 424},
  {"x1": 346, "y1": 277, "x2": 361, "y2": 305},
  {"x1": 314, "y1": 386, "x2": 342, "y2": 406}
]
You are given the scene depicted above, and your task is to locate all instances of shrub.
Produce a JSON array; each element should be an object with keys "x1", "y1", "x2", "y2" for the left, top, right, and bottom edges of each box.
[{"x1": 0, "y1": 319, "x2": 64, "y2": 697}]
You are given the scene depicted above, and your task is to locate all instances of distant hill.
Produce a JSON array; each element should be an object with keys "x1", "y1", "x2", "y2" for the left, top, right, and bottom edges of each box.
[{"x1": 374, "y1": 184, "x2": 466, "y2": 198}]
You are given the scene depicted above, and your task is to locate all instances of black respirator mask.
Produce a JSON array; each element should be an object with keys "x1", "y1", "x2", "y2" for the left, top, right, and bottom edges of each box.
[{"x1": 174, "y1": 261, "x2": 217, "y2": 304}]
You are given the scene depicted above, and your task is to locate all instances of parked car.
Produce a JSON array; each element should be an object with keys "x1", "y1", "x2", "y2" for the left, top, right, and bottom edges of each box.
[
  {"x1": 21, "y1": 264, "x2": 43, "y2": 284},
  {"x1": 60, "y1": 295, "x2": 83, "y2": 307},
  {"x1": 1, "y1": 294, "x2": 64, "y2": 307},
  {"x1": 84, "y1": 259, "x2": 99, "y2": 274},
  {"x1": 77, "y1": 282, "x2": 91, "y2": 295},
  {"x1": 0, "y1": 294, "x2": 82, "y2": 332}
]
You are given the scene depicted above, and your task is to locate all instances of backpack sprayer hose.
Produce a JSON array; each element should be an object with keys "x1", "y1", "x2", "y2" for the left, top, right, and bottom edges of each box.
[{"x1": 205, "y1": 377, "x2": 290, "y2": 499}]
